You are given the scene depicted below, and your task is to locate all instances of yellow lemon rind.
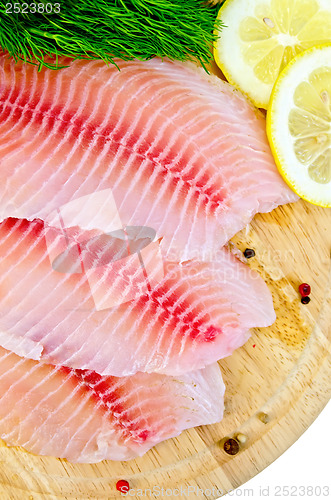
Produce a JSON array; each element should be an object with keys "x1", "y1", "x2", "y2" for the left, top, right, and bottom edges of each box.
[{"x1": 267, "y1": 44, "x2": 331, "y2": 208}]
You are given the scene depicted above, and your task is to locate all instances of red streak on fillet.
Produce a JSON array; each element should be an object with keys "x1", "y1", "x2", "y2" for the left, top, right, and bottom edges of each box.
[
  {"x1": 60, "y1": 367, "x2": 150, "y2": 443},
  {"x1": 3, "y1": 218, "x2": 220, "y2": 344},
  {"x1": 0, "y1": 86, "x2": 226, "y2": 212},
  {"x1": 137, "y1": 286, "x2": 222, "y2": 343},
  {"x1": 3, "y1": 217, "x2": 45, "y2": 237}
]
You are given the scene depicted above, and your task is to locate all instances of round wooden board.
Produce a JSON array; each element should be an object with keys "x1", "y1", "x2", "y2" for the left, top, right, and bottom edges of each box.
[{"x1": 0, "y1": 199, "x2": 330, "y2": 499}]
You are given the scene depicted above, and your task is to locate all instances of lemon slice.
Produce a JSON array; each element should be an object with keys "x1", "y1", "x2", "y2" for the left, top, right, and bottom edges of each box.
[
  {"x1": 214, "y1": 0, "x2": 331, "y2": 108},
  {"x1": 267, "y1": 44, "x2": 331, "y2": 207}
]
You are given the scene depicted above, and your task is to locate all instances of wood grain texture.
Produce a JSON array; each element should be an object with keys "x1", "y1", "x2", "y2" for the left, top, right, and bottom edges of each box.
[{"x1": 0, "y1": 199, "x2": 330, "y2": 499}]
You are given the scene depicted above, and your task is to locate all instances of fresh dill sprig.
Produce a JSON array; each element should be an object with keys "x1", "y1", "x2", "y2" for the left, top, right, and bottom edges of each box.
[{"x1": 0, "y1": 0, "x2": 223, "y2": 71}]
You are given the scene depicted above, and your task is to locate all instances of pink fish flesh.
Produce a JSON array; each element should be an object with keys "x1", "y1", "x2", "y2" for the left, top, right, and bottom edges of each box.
[
  {"x1": 0, "y1": 54, "x2": 298, "y2": 261},
  {"x1": 0, "y1": 218, "x2": 275, "y2": 376},
  {"x1": 0, "y1": 346, "x2": 224, "y2": 462}
]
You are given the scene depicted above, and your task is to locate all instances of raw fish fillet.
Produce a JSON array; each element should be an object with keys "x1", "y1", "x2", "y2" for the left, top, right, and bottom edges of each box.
[
  {"x1": 0, "y1": 218, "x2": 275, "y2": 376},
  {"x1": 0, "y1": 53, "x2": 297, "y2": 261},
  {"x1": 0, "y1": 346, "x2": 224, "y2": 462}
]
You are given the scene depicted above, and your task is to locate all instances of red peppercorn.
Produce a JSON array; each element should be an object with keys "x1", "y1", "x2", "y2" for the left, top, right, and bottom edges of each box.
[
  {"x1": 299, "y1": 283, "x2": 311, "y2": 297},
  {"x1": 116, "y1": 480, "x2": 130, "y2": 493}
]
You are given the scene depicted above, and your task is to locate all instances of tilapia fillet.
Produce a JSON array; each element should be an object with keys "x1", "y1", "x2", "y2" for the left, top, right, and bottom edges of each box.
[
  {"x1": 0, "y1": 346, "x2": 224, "y2": 462},
  {"x1": 0, "y1": 218, "x2": 275, "y2": 376},
  {"x1": 0, "y1": 53, "x2": 297, "y2": 261}
]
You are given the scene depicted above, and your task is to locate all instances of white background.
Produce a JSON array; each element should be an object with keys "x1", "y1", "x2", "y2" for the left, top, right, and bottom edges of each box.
[{"x1": 220, "y1": 400, "x2": 330, "y2": 499}]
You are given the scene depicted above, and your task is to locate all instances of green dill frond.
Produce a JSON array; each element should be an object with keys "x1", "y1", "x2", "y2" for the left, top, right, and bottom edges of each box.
[{"x1": 0, "y1": 0, "x2": 223, "y2": 71}]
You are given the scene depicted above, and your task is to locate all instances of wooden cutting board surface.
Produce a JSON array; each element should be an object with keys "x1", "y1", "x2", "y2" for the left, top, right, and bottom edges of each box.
[{"x1": 0, "y1": 199, "x2": 330, "y2": 499}]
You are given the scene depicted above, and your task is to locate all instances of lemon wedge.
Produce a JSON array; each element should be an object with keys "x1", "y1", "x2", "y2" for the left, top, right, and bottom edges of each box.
[
  {"x1": 214, "y1": 0, "x2": 331, "y2": 108},
  {"x1": 267, "y1": 44, "x2": 331, "y2": 207}
]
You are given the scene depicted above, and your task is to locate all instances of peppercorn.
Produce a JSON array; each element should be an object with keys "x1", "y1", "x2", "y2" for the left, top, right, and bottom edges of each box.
[
  {"x1": 244, "y1": 248, "x2": 255, "y2": 259},
  {"x1": 116, "y1": 480, "x2": 130, "y2": 493},
  {"x1": 223, "y1": 438, "x2": 240, "y2": 455},
  {"x1": 299, "y1": 283, "x2": 311, "y2": 297}
]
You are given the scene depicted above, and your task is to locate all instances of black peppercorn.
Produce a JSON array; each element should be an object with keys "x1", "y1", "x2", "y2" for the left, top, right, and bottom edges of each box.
[{"x1": 244, "y1": 248, "x2": 255, "y2": 259}]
